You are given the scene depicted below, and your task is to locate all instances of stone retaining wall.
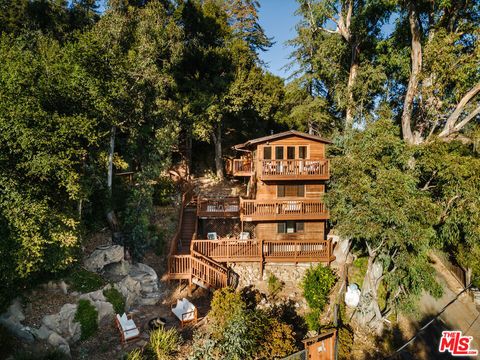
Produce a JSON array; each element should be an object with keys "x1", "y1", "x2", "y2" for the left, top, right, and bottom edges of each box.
[{"x1": 230, "y1": 262, "x2": 315, "y2": 288}]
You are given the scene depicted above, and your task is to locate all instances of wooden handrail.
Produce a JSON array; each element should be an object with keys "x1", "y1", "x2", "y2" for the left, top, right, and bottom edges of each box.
[
  {"x1": 240, "y1": 198, "x2": 328, "y2": 219},
  {"x1": 197, "y1": 197, "x2": 240, "y2": 218},
  {"x1": 168, "y1": 185, "x2": 195, "y2": 256},
  {"x1": 261, "y1": 159, "x2": 329, "y2": 178},
  {"x1": 192, "y1": 238, "x2": 332, "y2": 263},
  {"x1": 233, "y1": 159, "x2": 253, "y2": 174}
]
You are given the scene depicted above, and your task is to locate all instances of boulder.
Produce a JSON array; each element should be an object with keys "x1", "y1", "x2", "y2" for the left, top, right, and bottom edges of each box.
[
  {"x1": 41, "y1": 303, "x2": 80, "y2": 342},
  {"x1": 113, "y1": 263, "x2": 161, "y2": 308},
  {"x1": 84, "y1": 245, "x2": 124, "y2": 272},
  {"x1": 79, "y1": 289, "x2": 106, "y2": 303},
  {"x1": 48, "y1": 332, "x2": 71, "y2": 357},
  {"x1": 93, "y1": 300, "x2": 114, "y2": 321},
  {"x1": 104, "y1": 260, "x2": 130, "y2": 277},
  {"x1": 58, "y1": 280, "x2": 68, "y2": 295},
  {"x1": 0, "y1": 317, "x2": 34, "y2": 343},
  {"x1": 32, "y1": 324, "x2": 53, "y2": 340}
]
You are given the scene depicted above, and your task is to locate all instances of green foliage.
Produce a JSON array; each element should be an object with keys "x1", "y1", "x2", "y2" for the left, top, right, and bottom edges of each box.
[
  {"x1": 65, "y1": 268, "x2": 105, "y2": 293},
  {"x1": 103, "y1": 287, "x2": 125, "y2": 314},
  {"x1": 148, "y1": 328, "x2": 182, "y2": 360},
  {"x1": 74, "y1": 299, "x2": 98, "y2": 340},
  {"x1": 191, "y1": 287, "x2": 298, "y2": 360},
  {"x1": 304, "y1": 309, "x2": 322, "y2": 332},
  {"x1": 326, "y1": 120, "x2": 443, "y2": 321},
  {"x1": 126, "y1": 349, "x2": 145, "y2": 360},
  {"x1": 267, "y1": 272, "x2": 284, "y2": 299},
  {"x1": 302, "y1": 264, "x2": 336, "y2": 312},
  {"x1": 209, "y1": 288, "x2": 246, "y2": 338}
]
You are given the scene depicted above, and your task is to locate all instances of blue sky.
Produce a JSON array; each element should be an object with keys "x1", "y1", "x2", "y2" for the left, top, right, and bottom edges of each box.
[{"x1": 257, "y1": 0, "x2": 301, "y2": 79}]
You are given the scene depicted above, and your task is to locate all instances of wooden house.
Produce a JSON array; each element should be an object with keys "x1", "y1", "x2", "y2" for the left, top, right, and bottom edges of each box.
[{"x1": 167, "y1": 130, "x2": 334, "y2": 290}]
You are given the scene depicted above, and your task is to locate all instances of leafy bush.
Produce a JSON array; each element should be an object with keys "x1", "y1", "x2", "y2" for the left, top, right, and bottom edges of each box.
[
  {"x1": 304, "y1": 309, "x2": 322, "y2": 332},
  {"x1": 209, "y1": 288, "x2": 245, "y2": 337},
  {"x1": 153, "y1": 177, "x2": 177, "y2": 206},
  {"x1": 74, "y1": 299, "x2": 98, "y2": 340},
  {"x1": 267, "y1": 272, "x2": 284, "y2": 298},
  {"x1": 191, "y1": 288, "x2": 298, "y2": 360},
  {"x1": 66, "y1": 268, "x2": 105, "y2": 293},
  {"x1": 103, "y1": 287, "x2": 125, "y2": 314},
  {"x1": 154, "y1": 229, "x2": 166, "y2": 256},
  {"x1": 302, "y1": 264, "x2": 336, "y2": 312},
  {"x1": 148, "y1": 328, "x2": 181, "y2": 360}
]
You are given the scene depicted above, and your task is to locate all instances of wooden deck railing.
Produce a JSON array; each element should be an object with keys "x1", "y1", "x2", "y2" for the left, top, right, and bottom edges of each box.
[
  {"x1": 263, "y1": 239, "x2": 331, "y2": 262},
  {"x1": 167, "y1": 254, "x2": 191, "y2": 279},
  {"x1": 192, "y1": 239, "x2": 261, "y2": 262},
  {"x1": 167, "y1": 253, "x2": 229, "y2": 287},
  {"x1": 261, "y1": 159, "x2": 329, "y2": 179},
  {"x1": 197, "y1": 197, "x2": 240, "y2": 218},
  {"x1": 191, "y1": 251, "x2": 229, "y2": 288},
  {"x1": 191, "y1": 238, "x2": 333, "y2": 263},
  {"x1": 240, "y1": 199, "x2": 329, "y2": 221},
  {"x1": 233, "y1": 159, "x2": 253, "y2": 176}
]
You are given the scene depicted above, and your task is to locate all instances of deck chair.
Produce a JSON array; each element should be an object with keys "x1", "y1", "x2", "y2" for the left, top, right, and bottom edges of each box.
[
  {"x1": 115, "y1": 313, "x2": 140, "y2": 344},
  {"x1": 207, "y1": 232, "x2": 219, "y2": 240},
  {"x1": 239, "y1": 232, "x2": 250, "y2": 240},
  {"x1": 171, "y1": 298, "x2": 198, "y2": 327}
]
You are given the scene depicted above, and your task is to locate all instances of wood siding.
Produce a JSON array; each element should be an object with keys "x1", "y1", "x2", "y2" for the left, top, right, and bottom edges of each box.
[{"x1": 255, "y1": 221, "x2": 326, "y2": 241}]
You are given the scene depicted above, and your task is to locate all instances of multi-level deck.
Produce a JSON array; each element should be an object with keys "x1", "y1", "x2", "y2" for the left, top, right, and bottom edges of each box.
[{"x1": 167, "y1": 130, "x2": 335, "y2": 290}]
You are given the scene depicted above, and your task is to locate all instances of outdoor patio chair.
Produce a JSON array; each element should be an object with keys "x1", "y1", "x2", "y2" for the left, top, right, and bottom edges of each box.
[
  {"x1": 207, "y1": 232, "x2": 219, "y2": 240},
  {"x1": 115, "y1": 313, "x2": 140, "y2": 344},
  {"x1": 239, "y1": 232, "x2": 250, "y2": 240},
  {"x1": 171, "y1": 298, "x2": 198, "y2": 327}
]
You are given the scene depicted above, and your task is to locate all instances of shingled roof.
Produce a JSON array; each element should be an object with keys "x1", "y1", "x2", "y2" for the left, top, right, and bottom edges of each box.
[{"x1": 233, "y1": 130, "x2": 332, "y2": 150}]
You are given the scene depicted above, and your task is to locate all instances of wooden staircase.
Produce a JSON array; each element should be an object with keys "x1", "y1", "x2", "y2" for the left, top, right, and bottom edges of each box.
[
  {"x1": 167, "y1": 187, "x2": 231, "y2": 290},
  {"x1": 179, "y1": 205, "x2": 196, "y2": 254}
]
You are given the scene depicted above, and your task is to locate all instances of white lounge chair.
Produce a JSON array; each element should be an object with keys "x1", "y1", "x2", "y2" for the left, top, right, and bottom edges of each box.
[
  {"x1": 171, "y1": 298, "x2": 197, "y2": 327},
  {"x1": 115, "y1": 313, "x2": 140, "y2": 344},
  {"x1": 207, "y1": 232, "x2": 219, "y2": 240}
]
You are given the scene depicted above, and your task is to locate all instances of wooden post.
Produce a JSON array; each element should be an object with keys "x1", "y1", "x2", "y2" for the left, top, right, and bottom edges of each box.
[{"x1": 259, "y1": 239, "x2": 264, "y2": 280}]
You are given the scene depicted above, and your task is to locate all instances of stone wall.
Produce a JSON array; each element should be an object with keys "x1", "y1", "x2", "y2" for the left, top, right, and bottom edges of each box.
[{"x1": 230, "y1": 262, "x2": 314, "y2": 289}]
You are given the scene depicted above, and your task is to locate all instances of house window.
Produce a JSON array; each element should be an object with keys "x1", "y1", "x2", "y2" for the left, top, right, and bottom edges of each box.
[
  {"x1": 277, "y1": 184, "x2": 305, "y2": 197},
  {"x1": 299, "y1": 146, "x2": 307, "y2": 159},
  {"x1": 277, "y1": 221, "x2": 305, "y2": 233},
  {"x1": 264, "y1": 146, "x2": 272, "y2": 160},
  {"x1": 275, "y1": 146, "x2": 284, "y2": 159},
  {"x1": 287, "y1": 146, "x2": 295, "y2": 159}
]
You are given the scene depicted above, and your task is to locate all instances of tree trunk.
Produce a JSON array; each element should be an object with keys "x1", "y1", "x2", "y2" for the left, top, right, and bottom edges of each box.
[
  {"x1": 346, "y1": 43, "x2": 360, "y2": 129},
  {"x1": 212, "y1": 124, "x2": 224, "y2": 180},
  {"x1": 401, "y1": 2, "x2": 422, "y2": 144},
  {"x1": 107, "y1": 125, "x2": 116, "y2": 196},
  {"x1": 356, "y1": 253, "x2": 384, "y2": 334}
]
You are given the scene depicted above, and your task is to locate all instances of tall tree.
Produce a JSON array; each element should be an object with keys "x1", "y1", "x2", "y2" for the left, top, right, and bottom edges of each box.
[
  {"x1": 325, "y1": 120, "x2": 442, "y2": 333},
  {"x1": 291, "y1": 0, "x2": 392, "y2": 129}
]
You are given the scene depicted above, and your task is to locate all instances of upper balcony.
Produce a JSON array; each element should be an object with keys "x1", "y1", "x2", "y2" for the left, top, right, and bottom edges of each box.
[
  {"x1": 240, "y1": 198, "x2": 329, "y2": 221},
  {"x1": 232, "y1": 159, "x2": 254, "y2": 176},
  {"x1": 260, "y1": 159, "x2": 329, "y2": 180}
]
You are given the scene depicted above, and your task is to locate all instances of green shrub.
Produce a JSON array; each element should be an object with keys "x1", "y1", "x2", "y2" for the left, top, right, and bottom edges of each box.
[
  {"x1": 103, "y1": 287, "x2": 125, "y2": 314},
  {"x1": 66, "y1": 268, "x2": 105, "y2": 293},
  {"x1": 126, "y1": 349, "x2": 145, "y2": 360},
  {"x1": 302, "y1": 264, "x2": 336, "y2": 312},
  {"x1": 209, "y1": 288, "x2": 245, "y2": 338},
  {"x1": 74, "y1": 299, "x2": 98, "y2": 340},
  {"x1": 267, "y1": 273, "x2": 284, "y2": 298},
  {"x1": 304, "y1": 309, "x2": 322, "y2": 332},
  {"x1": 149, "y1": 328, "x2": 181, "y2": 360}
]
